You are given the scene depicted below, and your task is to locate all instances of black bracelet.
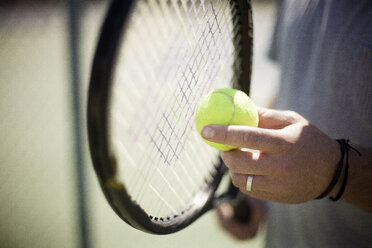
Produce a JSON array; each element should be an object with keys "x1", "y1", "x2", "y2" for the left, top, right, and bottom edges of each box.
[
  {"x1": 330, "y1": 139, "x2": 362, "y2": 201},
  {"x1": 315, "y1": 139, "x2": 346, "y2": 199}
]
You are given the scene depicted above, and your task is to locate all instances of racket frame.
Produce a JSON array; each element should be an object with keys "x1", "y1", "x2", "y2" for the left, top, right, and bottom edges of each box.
[{"x1": 88, "y1": 0, "x2": 253, "y2": 234}]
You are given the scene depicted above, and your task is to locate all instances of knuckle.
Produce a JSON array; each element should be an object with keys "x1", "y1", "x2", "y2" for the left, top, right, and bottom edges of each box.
[
  {"x1": 284, "y1": 110, "x2": 306, "y2": 123},
  {"x1": 284, "y1": 110, "x2": 299, "y2": 120},
  {"x1": 242, "y1": 131, "x2": 251, "y2": 144},
  {"x1": 225, "y1": 129, "x2": 240, "y2": 147},
  {"x1": 242, "y1": 130, "x2": 257, "y2": 147},
  {"x1": 221, "y1": 129, "x2": 229, "y2": 145}
]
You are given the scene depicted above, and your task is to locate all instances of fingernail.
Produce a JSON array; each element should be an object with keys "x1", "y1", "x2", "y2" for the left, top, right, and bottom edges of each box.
[{"x1": 202, "y1": 126, "x2": 215, "y2": 139}]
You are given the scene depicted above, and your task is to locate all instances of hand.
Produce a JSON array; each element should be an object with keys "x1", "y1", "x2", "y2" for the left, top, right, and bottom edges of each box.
[
  {"x1": 202, "y1": 108, "x2": 340, "y2": 204},
  {"x1": 217, "y1": 196, "x2": 265, "y2": 240}
]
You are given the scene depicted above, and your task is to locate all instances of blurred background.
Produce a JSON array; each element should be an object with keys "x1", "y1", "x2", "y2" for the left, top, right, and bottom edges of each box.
[{"x1": 0, "y1": 0, "x2": 279, "y2": 247}]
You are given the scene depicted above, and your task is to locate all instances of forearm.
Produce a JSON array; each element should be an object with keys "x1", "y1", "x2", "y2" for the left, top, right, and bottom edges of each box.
[{"x1": 329, "y1": 145, "x2": 372, "y2": 212}]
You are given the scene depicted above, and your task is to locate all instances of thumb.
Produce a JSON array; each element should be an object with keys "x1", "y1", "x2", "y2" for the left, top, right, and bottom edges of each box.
[{"x1": 257, "y1": 107, "x2": 304, "y2": 129}]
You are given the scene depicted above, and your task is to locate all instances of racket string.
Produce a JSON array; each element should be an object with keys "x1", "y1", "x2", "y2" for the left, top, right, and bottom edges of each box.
[
  {"x1": 158, "y1": 0, "x2": 231, "y2": 217},
  {"x1": 151, "y1": 0, "x2": 232, "y2": 217},
  {"x1": 110, "y1": 0, "x2": 241, "y2": 218}
]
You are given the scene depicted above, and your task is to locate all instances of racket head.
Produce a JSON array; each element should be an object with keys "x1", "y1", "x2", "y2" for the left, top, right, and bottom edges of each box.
[{"x1": 88, "y1": 0, "x2": 253, "y2": 234}]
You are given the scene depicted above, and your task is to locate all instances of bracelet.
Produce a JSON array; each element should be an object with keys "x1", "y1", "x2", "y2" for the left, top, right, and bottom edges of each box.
[
  {"x1": 329, "y1": 139, "x2": 362, "y2": 201},
  {"x1": 315, "y1": 139, "x2": 346, "y2": 199}
]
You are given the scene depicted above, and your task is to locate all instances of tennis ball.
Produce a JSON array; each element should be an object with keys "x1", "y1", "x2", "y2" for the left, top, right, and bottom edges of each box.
[{"x1": 195, "y1": 88, "x2": 258, "y2": 151}]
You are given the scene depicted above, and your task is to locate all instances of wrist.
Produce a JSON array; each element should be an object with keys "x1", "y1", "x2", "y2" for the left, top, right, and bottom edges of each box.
[{"x1": 315, "y1": 139, "x2": 343, "y2": 199}]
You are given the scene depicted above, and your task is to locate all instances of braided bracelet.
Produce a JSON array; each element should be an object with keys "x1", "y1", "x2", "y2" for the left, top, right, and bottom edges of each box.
[
  {"x1": 316, "y1": 139, "x2": 362, "y2": 200},
  {"x1": 315, "y1": 139, "x2": 346, "y2": 199},
  {"x1": 330, "y1": 139, "x2": 362, "y2": 201}
]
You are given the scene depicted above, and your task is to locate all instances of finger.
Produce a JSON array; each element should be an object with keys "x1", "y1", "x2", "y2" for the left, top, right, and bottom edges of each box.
[
  {"x1": 216, "y1": 203, "x2": 259, "y2": 240},
  {"x1": 257, "y1": 107, "x2": 304, "y2": 129},
  {"x1": 201, "y1": 125, "x2": 285, "y2": 152},
  {"x1": 221, "y1": 149, "x2": 274, "y2": 175},
  {"x1": 219, "y1": 219, "x2": 257, "y2": 240},
  {"x1": 230, "y1": 173, "x2": 269, "y2": 192},
  {"x1": 217, "y1": 202, "x2": 234, "y2": 221}
]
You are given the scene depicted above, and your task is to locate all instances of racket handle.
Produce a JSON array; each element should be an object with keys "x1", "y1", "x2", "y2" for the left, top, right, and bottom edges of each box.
[{"x1": 232, "y1": 194, "x2": 251, "y2": 223}]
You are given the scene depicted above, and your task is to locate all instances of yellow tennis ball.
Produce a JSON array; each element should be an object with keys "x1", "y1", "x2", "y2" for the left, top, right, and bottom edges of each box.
[{"x1": 195, "y1": 88, "x2": 258, "y2": 151}]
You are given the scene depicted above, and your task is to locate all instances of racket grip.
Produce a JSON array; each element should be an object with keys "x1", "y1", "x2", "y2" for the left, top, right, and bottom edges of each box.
[{"x1": 232, "y1": 194, "x2": 251, "y2": 223}]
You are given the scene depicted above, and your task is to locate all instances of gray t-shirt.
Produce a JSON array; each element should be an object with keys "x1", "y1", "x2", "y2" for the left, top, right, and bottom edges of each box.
[{"x1": 265, "y1": 0, "x2": 372, "y2": 247}]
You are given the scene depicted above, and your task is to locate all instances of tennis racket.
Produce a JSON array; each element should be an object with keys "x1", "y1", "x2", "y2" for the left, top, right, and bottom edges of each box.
[{"x1": 88, "y1": 0, "x2": 253, "y2": 234}]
